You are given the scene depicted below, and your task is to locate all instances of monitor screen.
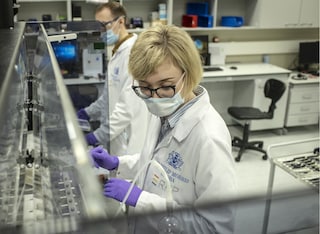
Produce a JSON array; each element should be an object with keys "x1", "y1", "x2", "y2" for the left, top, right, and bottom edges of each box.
[
  {"x1": 299, "y1": 41, "x2": 319, "y2": 66},
  {"x1": 191, "y1": 35, "x2": 208, "y2": 55},
  {"x1": 191, "y1": 35, "x2": 210, "y2": 65},
  {"x1": 52, "y1": 39, "x2": 77, "y2": 62},
  {"x1": 51, "y1": 39, "x2": 79, "y2": 78}
]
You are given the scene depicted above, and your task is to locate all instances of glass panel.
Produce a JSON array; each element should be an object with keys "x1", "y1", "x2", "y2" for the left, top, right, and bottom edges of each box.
[{"x1": 0, "y1": 23, "x2": 108, "y2": 231}]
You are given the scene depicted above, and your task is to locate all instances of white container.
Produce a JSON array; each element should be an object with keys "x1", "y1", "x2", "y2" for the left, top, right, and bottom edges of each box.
[
  {"x1": 159, "y1": 10, "x2": 167, "y2": 20},
  {"x1": 158, "y1": 3, "x2": 166, "y2": 10},
  {"x1": 158, "y1": 3, "x2": 167, "y2": 20},
  {"x1": 149, "y1": 11, "x2": 159, "y2": 21}
]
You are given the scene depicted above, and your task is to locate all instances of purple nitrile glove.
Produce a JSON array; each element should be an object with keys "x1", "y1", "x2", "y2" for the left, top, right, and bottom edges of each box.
[
  {"x1": 90, "y1": 146, "x2": 119, "y2": 170},
  {"x1": 85, "y1": 132, "x2": 99, "y2": 146},
  {"x1": 104, "y1": 178, "x2": 142, "y2": 207},
  {"x1": 77, "y1": 108, "x2": 90, "y2": 120}
]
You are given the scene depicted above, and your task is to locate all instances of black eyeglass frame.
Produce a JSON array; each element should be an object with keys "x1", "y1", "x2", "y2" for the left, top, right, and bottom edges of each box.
[
  {"x1": 98, "y1": 16, "x2": 121, "y2": 29},
  {"x1": 131, "y1": 85, "x2": 177, "y2": 99}
]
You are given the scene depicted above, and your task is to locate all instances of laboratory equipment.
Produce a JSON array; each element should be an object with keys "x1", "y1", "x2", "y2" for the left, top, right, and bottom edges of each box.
[
  {"x1": 262, "y1": 138, "x2": 319, "y2": 234},
  {"x1": 0, "y1": 22, "x2": 110, "y2": 233}
]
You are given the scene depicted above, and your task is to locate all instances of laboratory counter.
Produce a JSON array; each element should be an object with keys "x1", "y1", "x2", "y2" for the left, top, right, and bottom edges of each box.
[{"x1": 202, "y1": 63, "x2": 291, "y2": 81}]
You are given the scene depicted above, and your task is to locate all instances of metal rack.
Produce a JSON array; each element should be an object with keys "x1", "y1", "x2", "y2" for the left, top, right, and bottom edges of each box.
[{"x1": 262, "y1": 137, "x2": 319, "y2": 234}]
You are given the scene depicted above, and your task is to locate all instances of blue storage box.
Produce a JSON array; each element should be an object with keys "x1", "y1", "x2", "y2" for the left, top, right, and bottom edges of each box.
[
  {"x1": 186, "y1": 2, "x2": 209, "y2": 15},
  {"x1": 197, "y1": 15, "x2": 213, "y2": 27},
  {"x1": 220, "y1": 16, "x2": 244, "y2": 27}
]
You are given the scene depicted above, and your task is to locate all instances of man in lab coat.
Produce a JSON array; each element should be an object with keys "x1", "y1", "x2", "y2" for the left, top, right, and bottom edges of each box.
[{"x1": 77, "y1": 2, "x2": 149, "y2": 156}]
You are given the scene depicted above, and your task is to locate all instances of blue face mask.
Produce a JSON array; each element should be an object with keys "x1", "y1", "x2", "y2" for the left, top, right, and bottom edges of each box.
[{"x1": 101, "y1": 30, "x2": 119, "y2": 45}]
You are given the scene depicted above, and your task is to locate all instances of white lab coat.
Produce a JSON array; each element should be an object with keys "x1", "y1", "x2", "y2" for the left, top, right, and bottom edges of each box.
[
  {"x1": 85, "y1": 34, "x2": 150, "y2": 155},
  {"x1": 117, "y1": 86, "x2": 238, "y2": 234}
]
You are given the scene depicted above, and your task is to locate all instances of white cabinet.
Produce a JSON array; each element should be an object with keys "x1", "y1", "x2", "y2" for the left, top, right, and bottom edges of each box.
[
  {"x1": 285, "y1": 79, "x2": 319, "y2": 127},
  {"x1": 299, "y1": 0, "x2": 319, "y2": 27},
  {"x1": 248, "y1": 0, "x2": 319, "y2": 28}
]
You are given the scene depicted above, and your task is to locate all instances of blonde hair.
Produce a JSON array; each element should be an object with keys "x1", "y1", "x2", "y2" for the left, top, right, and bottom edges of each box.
[{"x1": 129, "y1": 24, "x2": 203, "y2": 94}]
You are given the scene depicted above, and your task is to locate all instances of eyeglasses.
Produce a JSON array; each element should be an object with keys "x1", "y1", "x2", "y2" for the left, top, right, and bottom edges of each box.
[
  {"x1": 132, "y1": 73, "x2": 185, "y2": 99},
  {"x1": 99, "y1": 16, "x2": 120, "y2": 30}
]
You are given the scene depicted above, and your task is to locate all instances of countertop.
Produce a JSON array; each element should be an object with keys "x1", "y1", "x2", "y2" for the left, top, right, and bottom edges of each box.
[{"x1": 203, "y1": 63, "x2": 291, "y2": 78}]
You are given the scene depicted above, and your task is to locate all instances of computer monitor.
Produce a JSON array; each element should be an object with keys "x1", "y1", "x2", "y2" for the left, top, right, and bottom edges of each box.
[
  {"x1": 51, "y1": 39, "x2": 79, "y2": 78},
  {"x1": 298, "y1": 41, "x2": 319, "y2": 73}
]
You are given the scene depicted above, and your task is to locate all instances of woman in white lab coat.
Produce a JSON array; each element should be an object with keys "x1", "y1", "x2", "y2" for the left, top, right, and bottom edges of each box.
[
  {"x1": 90, "y1": 24, "x2": 238, "y2": 233},
  {"x1": 78, "y1": 2, "x2": 149, "y2": 156}
]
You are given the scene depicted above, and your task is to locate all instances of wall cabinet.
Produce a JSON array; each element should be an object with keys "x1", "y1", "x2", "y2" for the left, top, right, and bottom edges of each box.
[{"x1": 248, "y1": 0, "x2": 319, "y2": 28}]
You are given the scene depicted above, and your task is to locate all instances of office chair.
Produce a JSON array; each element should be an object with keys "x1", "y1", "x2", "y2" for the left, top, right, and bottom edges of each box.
[{"x1": 228, "y1": 79, "x2": 286, "y2": 162}]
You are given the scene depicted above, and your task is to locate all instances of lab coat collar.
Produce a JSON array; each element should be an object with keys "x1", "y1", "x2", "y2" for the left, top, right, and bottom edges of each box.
[
  {"x1": 173, "y1": 85, "x2": 208, "y2": 141},
  {"x1": 112, "y1": 33, "x2": 137, "y2": 56},
  {"x1": 155, "y1": 86, "x2": 208, "y2": 149}
]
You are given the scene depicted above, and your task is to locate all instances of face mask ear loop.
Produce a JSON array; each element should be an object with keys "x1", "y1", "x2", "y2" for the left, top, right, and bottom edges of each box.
[
  {"x1": 110, "y1": 16, "x2": 123, "y2": 33},
  {"x1": 114, "y1": 159, "x2": 174, "y2": 218},
  {"x1": 175, "y1": 72, "x2": 186, "y2": 96}
]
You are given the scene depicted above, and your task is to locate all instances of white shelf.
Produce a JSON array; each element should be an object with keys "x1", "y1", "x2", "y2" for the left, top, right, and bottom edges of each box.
[
  {"x1": 18, "y1": 0, "x2": 66, "y2": 2},
  {"x1": 17, "y1": 0, "x2": 319, "y2": 29}
]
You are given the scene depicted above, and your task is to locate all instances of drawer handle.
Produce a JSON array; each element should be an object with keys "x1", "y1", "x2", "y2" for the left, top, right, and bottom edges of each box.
[
  {"x1": 300, "y1": 107, "x2": 311, "y2": 111},
  {"x1": 301, "y1": 95, "x2": 313, "y2": 100},
  {"x1": 298, "y1": 118, "x2": 309, "y2": 123}
]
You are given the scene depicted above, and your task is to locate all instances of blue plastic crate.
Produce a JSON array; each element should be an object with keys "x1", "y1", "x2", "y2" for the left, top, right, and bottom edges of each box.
[
  {"x1": 186, "y1": 2, "x2": 209, "y2": 15},
  {"x1": 220, "y1": 16, "x2": 244, "y2": 27},
  {"x1": 198, "y1": 15, "x2": 213, "y2": 27}
]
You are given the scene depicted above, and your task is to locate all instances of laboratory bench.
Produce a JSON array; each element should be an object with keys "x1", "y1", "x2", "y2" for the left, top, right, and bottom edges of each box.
[
  {"x1": 63, "y1": 75, "x2": 105, "y2": 110},
  {"x1": 63, "y1": 74, "x2": 105, "y2": 86},
  {"x1": 63, "y1": 63, "x2": 319, "y2": 131}
]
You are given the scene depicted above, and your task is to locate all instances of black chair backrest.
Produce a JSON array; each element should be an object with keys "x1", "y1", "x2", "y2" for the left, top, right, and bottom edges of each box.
[
  {"x1": 264, "y1": 79, "x2": 286, "y2": 116},
  {"x1": 264, "y1": 79, "x2": 286, "y2": 103}
]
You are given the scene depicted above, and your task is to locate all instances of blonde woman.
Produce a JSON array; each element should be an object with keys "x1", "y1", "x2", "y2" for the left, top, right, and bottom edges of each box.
[{"x1": 91, "y1": 24, "x2": 237, "y2": 233}]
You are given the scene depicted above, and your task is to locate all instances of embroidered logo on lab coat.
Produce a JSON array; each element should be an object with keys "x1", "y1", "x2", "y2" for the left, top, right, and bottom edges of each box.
[
  {"x1": 167, "y1": 151, "x2": 184, "y2": 170},
  {"x1": 111, "y1": 66, "x2": 120, "y2": 81},
  {"x1": 114, "y1": 66, "x2": 119, "y2": 75}
]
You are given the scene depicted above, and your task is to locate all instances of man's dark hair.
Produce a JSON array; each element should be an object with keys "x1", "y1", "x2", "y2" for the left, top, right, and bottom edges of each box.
[{"x1": 96, "y1": 1, "x2": 127, "y2": 19}]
